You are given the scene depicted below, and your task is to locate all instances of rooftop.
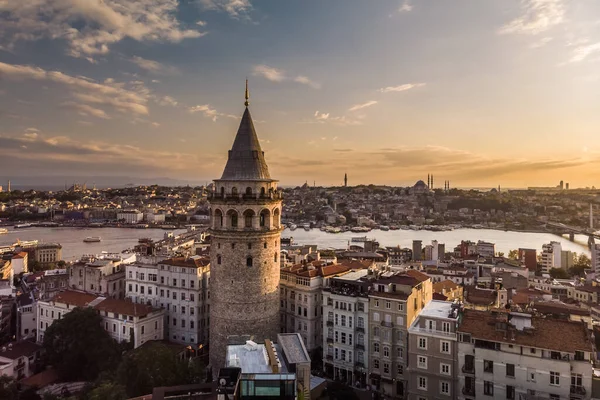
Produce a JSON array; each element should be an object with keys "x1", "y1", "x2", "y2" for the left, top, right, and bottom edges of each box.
[
  {"x1": 414, "y1": 300, "x2": 461, "y2": 321},
  {"x1": 458, "y1": 309, "x2": 593, "y2": 353},
  {"x1": 52, "y1": 290, "x2": 99, "y2": 308},
  {"x1": 226, "y1": 341, "x2": 288, "y2": 374},
  {"x1": 159, "y1": 256, "x2": 210, "y2": 268},
  {"x1": 95, "y1": 298, "x2": 157, "y2": 317},
  {"x1": 277, "y1": 333, "x2": 310, "y2": 365},
  {"x1": 0, "y1": 340, "x2": 41, "y2": 360}
]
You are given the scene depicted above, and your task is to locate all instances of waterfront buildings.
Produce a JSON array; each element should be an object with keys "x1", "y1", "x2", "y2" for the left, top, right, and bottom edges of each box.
[
  {"x1": 36, "y1": 290, "x2": 164, "y2": 348},
  {"x1": 322, "y1": 269, "x2": 371, "y2": 386},
  {"x1": 476, "y1": 240, "x2": 495, "y2": 258},
  {"x1": 125, "y1": 256, "x2": 211, "y2": 346},
  {"x1": 280, "y1": 261, "x2": 351, "y2": 351},
  {"x1": 34, "y1": 243, "x2": 62, "y2": 266},
  {"x1": 541, "y1": 241, "x2": 562, "y2": 273},
  {"x1": 368, "y1": 270, "x2": 433, "y2": 398},
  {"x1": 208, "y1": 88, "x2": 283, "y2": 374},
  {"x1": 407, "y1": 300, "x2": 462, "y2": 400},
  {"x1": 117, "y1": 209, "x2": 144, "y2": 224},
  {"x1": 457, "y1": 308, "x2": 594, "y2": 400}
]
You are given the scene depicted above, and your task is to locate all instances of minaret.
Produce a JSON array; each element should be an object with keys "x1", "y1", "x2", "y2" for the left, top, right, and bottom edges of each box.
[
  {"x1": 208, "y1": 81, "x2": 283, "y2": 376},
  {"x1": 7, "y1": 180, "x2": 10, "y2": 192},
  {"x1": 344, "y1": 173, "x2": 348, "y2": 187},
  {"x1": 431, "y1": 174, "x2": 434, "y2": 189},
  {"x1": 427, "y1": 174, "x2": 430, "y2": 188}
]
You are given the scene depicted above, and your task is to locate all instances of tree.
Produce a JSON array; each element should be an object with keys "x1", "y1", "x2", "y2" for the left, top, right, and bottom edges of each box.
[
  {"x1": 87, "y1": 382, "x2": 127, "y2": 400},
  {"x1": 549, "y1": 268, "x2": 570, "y2": 279},
  {"x1": 507, "y1": 249, "x2": 519, "y2": 260},
  {"x1": 116, "y1": 342, "x2": 204, "y2": 397},
  {"x1": 43, "y1": 307, "x2": 121, "y2": 381},
  {"x1": 497, "y1": 252, "x2": 505, "y2": 258}
]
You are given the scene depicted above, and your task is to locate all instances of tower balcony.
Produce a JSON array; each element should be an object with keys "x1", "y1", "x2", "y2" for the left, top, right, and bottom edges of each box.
[{"x1": 208, "y1": 192, "x2": 283, "y2": 202}]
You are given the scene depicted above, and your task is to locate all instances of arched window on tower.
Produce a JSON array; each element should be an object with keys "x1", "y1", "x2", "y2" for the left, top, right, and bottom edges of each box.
[
  {"x1": 243, "y1": 209, "x2": 255, "y2": 228},
  {"x1": 260, "y1": 187, "x2": 266, "y2": 197},
  {"x1": 274, "y1": 252, "x2": 278, "y2": 263},
  {"x1": 214, "y1": 209, "x2": 223, "y2": 228},
  {"x1": 245, "y1": 187, "x2": 252, "y2": 195},
  {"x1": 231, "y1": 187, "x2": 238, "y2": 196},
  {"x1": 227, "y1": 210, "x2": 238, "y2": 228},
  {"x1": 273, "y1": 208, "x2": 280, "y2": 228},
  {"x1": 217, "y1": 255, "x2": 222, "y2": 265},
  {"x1": 260, "y1": 209, "x2": 271, "y2": 229},
  {"x1": 246, "y1": 257, "x2": 253, "y2": 267},
  {"x1": 220, "y1": 187, "x2": 225, "y2": 197}
]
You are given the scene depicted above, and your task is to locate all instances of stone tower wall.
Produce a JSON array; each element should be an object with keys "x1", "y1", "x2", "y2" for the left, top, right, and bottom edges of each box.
[{"x1": 208, "y1": 194, "x2": 282, "y2": 375}]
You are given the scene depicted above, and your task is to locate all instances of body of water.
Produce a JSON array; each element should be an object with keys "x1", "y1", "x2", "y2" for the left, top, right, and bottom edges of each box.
[
  {"x1": 0, "y1": 227, "x2": 187, "y2": 261},
  {"x1": 282, "y1": 228, "x2": 592, "y2": 256},
  {"x1": 0, "y1": 227, "x2": 592, "y2": 261}
]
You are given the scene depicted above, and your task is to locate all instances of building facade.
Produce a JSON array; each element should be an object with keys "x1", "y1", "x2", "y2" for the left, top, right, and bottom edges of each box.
[
  {"x1": 208, "y1": 87, "x2": 283, "y2": 375},
  {"x1": 69, "y1": 258, "x2": 125, "y2": 299},
  {"x1": 34, "y1": 243, "x2": 62, "y2": 266},
  {"x1": 407, "y1": 300, "x2": 461, "y2": 400}
]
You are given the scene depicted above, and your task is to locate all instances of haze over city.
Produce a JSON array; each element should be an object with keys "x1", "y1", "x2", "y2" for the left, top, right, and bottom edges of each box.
[{"x1": 1, "y1": 0, "x2": 600, "y2": 188}]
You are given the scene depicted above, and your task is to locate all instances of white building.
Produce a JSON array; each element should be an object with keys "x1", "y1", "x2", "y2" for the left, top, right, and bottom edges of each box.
[
  {"x1": 541, "y1": 241, "x2": 562, "y2": 273},
  {"x1": 125, "y1": 256, "x2": 211, "y2": 346},
  {"x1": 592, "y1": 241, "x2": 600, "y2": 274},
  {"x1": 0, "y1": 341, "x2": 42, "y2": 380},
  {"x1": 11, "y1": 252, "x2": 28, "y2": 275},
  {"x1": 322, "y1": 269, "x2": 370, "y2": 387},
  {"x1": 145, "y1": 212, "x2": 166, "y2": 223},
  {"x1": 280, "y1": 262, "x2": 351, "y2": 351},
  {"x1": 457, "y1": 309, "x2": 594, "y2": 400},
  {"x1": 117, "y1": 209, "x2": 144, "y2": 224},
  {"x1": 36, "y1": 290, "x2": 164, "y2": 349},
  {"x1": 476, "y1": 241, "x2": 495, "y2": 258}
]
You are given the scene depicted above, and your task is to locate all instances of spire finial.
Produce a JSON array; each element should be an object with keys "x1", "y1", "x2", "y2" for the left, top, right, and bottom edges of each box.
[{"x1": 244, "y1": 78, "x2": 249, "y2": 107}]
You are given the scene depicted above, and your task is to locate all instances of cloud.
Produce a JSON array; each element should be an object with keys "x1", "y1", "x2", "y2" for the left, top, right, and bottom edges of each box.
[
  {"x1": 62, "y1": 102, "x2": 111, "y2": 119},
  {"x1": 398, "y1": 0, "x2": 413, "y2": 13},
  {"x1": 294, "y1": 76, "x2": 321, "y2": 89},
  {"x1": 189, "y1": 104, "x2": 237, "y2": 121},
  {"x1": 198, "y1": 0, "x2": 252, "y2": 19},
  {"x1": 253, "y1": 64, "x2": 320, "y2": 88},
  {"x1": 569, "y1": 42, "x2": 600, "y2": 63},
  {"x1": 0, "y1": 0, "x2": 206, "y2": 59},
  {"x1": 498, "y1": 0, "x2": 565, "y2": 35},
  {"x1": 158, "y1": 96, "x2": 179, "y2": 107},
  {"x1": 130, "y1": 56, "x2": 179, "y2": 74},
  {"x1": 312, "y1": 111, "x2": 362, "y2": 126},
  {"x1": 196, "y1": 20, "x2": 207, "y2": 27},
  {"x1": 530, "y1": 36, "x2": 553, "y2": 48},
  {"x1": 0, "y1": 61, "x2": 150, "y2": 117},
  {"x1": 348, "y1": 100, "x2": 378, "y2": 112},
  {"x1": 378, "y1": 83, "x2": 425, "y2": 93}
]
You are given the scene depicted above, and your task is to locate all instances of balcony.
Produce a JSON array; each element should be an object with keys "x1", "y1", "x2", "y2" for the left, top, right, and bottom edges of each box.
[
  {"x1": 570, "y1": 386, "x2": 586, "y2": 395},
  {"x1": 380, "y1": 321, "x2": 393, "y2": 328},
  {"x1": 462, "y1": 386, "x2": 475, "y2": 396},
  {"x1": 355, "y1": 361, "x2": 365, "y2": 369},
  {"x1": 326, "y1": 320, "x2": 334, "y2": 327},
  {"x1": 355, "y1": 343, "x2": 365, "y2": 351},
  {"x1": 326, "y1": 337, "x2": 334, "y2": 344},
  {"x1": 461, "y1": 364, "x2": 475, "y2": 374},
  {"x1": 410, "y1": 326, "x2": 455, "y2": 338},
  {"x1": 356, "y1": 326, "x2": 365, "y2": 333}
]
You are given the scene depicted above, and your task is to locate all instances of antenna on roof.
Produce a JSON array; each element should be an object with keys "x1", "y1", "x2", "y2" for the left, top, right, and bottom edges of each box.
[{"x1": 244, "y1": 78, "x2": 249, "y2": 107}]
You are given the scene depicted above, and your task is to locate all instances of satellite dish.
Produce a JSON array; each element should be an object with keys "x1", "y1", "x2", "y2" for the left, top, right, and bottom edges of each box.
[{"x1": 219, "y1": 378, "x2": 227, "y2": 386}]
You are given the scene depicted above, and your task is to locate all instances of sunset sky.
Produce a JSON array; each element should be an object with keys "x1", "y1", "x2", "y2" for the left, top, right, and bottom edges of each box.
[{"x1": 1, "y1": 0, "x2": 599, "y2": 188}]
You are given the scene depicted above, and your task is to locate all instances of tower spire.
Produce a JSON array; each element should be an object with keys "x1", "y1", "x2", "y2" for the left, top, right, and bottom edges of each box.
[{"x1": 244, "y1": 79, "x2": 249, "y2": 107}]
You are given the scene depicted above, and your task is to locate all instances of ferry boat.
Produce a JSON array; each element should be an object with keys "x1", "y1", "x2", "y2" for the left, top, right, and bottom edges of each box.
[
  {"x1": 83, "y1": 236, "x2": 102, "y2": 243},
  {"x1": 14, "y1": 223, "x2": 32, "y2": 229},
  {"x1": 0, "y1": 228, "x2": 7, "y2": 234}
]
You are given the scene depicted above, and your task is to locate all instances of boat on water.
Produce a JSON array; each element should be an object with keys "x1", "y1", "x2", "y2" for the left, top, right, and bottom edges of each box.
[
  {"x1": 14, "y1": 223, "x2": 33, "y2": 229},
  {"x1": 0, "y1": 228, "x2": 8, "y2": 234},
  {"x1": 83, "y1": 236, "x2": 102, "y2": 243},
  {"x1": 351, "y1": 236, "x2": 368, "y2": 243}
]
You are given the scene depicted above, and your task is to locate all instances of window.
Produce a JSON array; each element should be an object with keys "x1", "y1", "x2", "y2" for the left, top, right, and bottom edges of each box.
[
  {"x1": 141, "y1": 326, "x2": 145, "y2": 334},
  {"x1": 575, "y1": 351, "x2": 585, "y2": 361},
  {"x1": 442, "y1": 321, "x2": 451, "y2": 332},
  {"x1": 373, "y1": 359, "x2": 379, "y2": 369},
  {"x1": 441, "y1": 363, "x2": 450, "y2": 375},
  {"x1": 385, "y1": 301, "x2": 391, "y2": 309},
  {"x1": 418, "y1": 376, "x2": 427, "y2": 390},
  {"x1": 440, "y1": 381, "x2": 450, "y2": 396},
  {"x1": 417, "y1": 355, "x2": 427, "y2": 369},
  {"x1": 398, "y1": 303, "x2": 404, "y2": 311},
  {"x1": 397, "y1": 364, "x2": 403, "y2": 375},
  {"x1": 341, "y1": 332, "x2": 346, "y2": 344},
  {"x1": 530, "y1": 347, "x2": 536, "y2": 354},
  {"x1": 427, "y1": 320, "x2": 436, "y2": 330},
  {"x1": 506, "y1": 385, "x2": 515, "y2": 400},
  {"x1": 373, "y1": 327, "x2": 380, "y2": 337},
  {"x1": 506, "y1": 363, "x2": 515, "y2": 377},
  {"x1": 383, "y1": 362, "x2": 390, "y2": 374},
  {"x1": 373, "y1": 343, "x2": 380, "y2": 353},
  {"x1": 550, "y1": 371, "x2": 560, "y2": 386},
  {"x1": 484, "y1": 381, "x2": 493, "y2": 396},
  {"x1": 572, "y1": 373, "x2": 583, "y2": 387},
  {"x1": 383, "y1": 347, "x2": 390, "y2": 358},
  {"x1": 527, "y1": 368, "x2": 536, "y2": 382},
  {"x1": 247, "y1": 243, "x2": 252, "y2": 250},
  {"x1": 181, "y1": 306, "x2": 186, "y2": 314},
  {"x1": 374, "y1": 300, "x2": 379, "y2": 307},
  {"x1": 418, "y1": 337, "x2": 427, "y2": 349},
  {"x1": 440, "y1": 340, "x2": 450, "y2": 354},
  {"x1": 484, "y1": 359, "x2": 493, "y2": 373},
  {"x1": 397, "y1": 346, "x2": 403, "y2": 358},
  {"x1": 173, "y1": 278, "x2": 177, "y2": 286},
  {"x1": 246, "y1": 257, "x2": 253, "y2": 267},
  {"x1": 373, "y1": 312, "x2": 380, "y2": 322}
]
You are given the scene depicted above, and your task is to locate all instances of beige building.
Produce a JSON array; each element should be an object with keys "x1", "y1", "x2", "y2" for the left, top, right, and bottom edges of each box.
[
  {"x1": 34, "y1": 243, "x2": 62, "y2": 267},
  {"x1": 280, "y1": 261, "x2": 351, "y2": 351},
  {"x1": 457, "y1": 309, "x2": 594, "y2": 400},
  {"x1": 69, "y1": 257, "x2": 125, "y2": 299},
  {"x1": 368, "y1": 269, "x2": 433, "y2": 399},
  {"x1": 407, "y1": 300, "x2": 462, "y2": 400}
]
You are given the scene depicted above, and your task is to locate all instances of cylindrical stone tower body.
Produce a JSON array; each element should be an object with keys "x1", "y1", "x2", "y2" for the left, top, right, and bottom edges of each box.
[{"x1": 208, "y1": 103, "x2": 283, "y2": 376}]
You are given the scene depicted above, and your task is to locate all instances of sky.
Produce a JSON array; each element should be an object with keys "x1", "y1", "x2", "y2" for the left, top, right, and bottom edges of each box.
[{"x1": 1, "y1": 0, "x2": 600, "y2": 189}]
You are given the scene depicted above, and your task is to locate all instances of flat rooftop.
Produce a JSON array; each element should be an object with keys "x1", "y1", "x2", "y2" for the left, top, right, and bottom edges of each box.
[
  {"x1": 335, "y1": 269, "x2": 369, "y2": 282},
  {"x1": 226, "y1": 343, "x2": 289, "y2": 375},
  {"x1": 415, "y1": 300, "x2": 460, "y2": 321},
  {"x1": 277, "y1": 333, "x2": 310, "y2": 365}
]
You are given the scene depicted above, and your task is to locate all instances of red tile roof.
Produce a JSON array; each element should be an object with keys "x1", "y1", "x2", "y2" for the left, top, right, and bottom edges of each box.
[
  {"x1": 94, "y1": 298, "x2": 156, "y2": 317},
  {"x1": 52, "y1": 290, "x2": 99, "y2": 308}
]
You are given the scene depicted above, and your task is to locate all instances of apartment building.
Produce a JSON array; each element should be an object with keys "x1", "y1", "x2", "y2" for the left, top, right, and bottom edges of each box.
[
  {"x1": 368, "y1": 270, "x2": 433, "y2": 399},
  {"x1": 36, "y1": 290, "x2": 164, "y2": 349},
  {"x1": 541, "y1": 241, "x2": 562, "y2": 273},
  {"x1": 34, "y1": 243, "x2": 62, "y2": 266},
  {"x1": 0, "y1": 341, "x2": 42, "y2": 380},
  {"x1": 125, "y1": 256, "x2": 211, "y2": 346},
  {"x1": 280, "y1": 261, "x2": 351, "y2": 351},
  {"x1": 457, "y1": 309, "x2": 594, "y2": 400},
  {"x1": 407, "y1": 300, "x2": 462, "y2": 400},
  {"x1": 69, "y1": 257, "x2": 125, "y2": 299},
  {"x1": 476, "y1": 241, "x2": 495, "y2": 258},
  {"x1": 322, "y1": 269, "x2": 370, "y2": 387}
]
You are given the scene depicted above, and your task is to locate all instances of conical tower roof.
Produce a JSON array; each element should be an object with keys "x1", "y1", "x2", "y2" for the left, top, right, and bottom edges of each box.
[{"x1": 220, "y1": 107, "x2": 272, "y2": 180}]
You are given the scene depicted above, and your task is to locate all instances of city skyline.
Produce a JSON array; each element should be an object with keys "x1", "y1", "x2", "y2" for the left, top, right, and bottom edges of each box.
[{"x1": 1, "y1": 0, "x2": 600, "y2": 188}]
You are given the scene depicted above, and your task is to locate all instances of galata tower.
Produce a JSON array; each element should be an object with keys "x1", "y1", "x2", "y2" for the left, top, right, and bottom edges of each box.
[{"x1": 208, "y1": 81, "x2": 283, "y2": 374}]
